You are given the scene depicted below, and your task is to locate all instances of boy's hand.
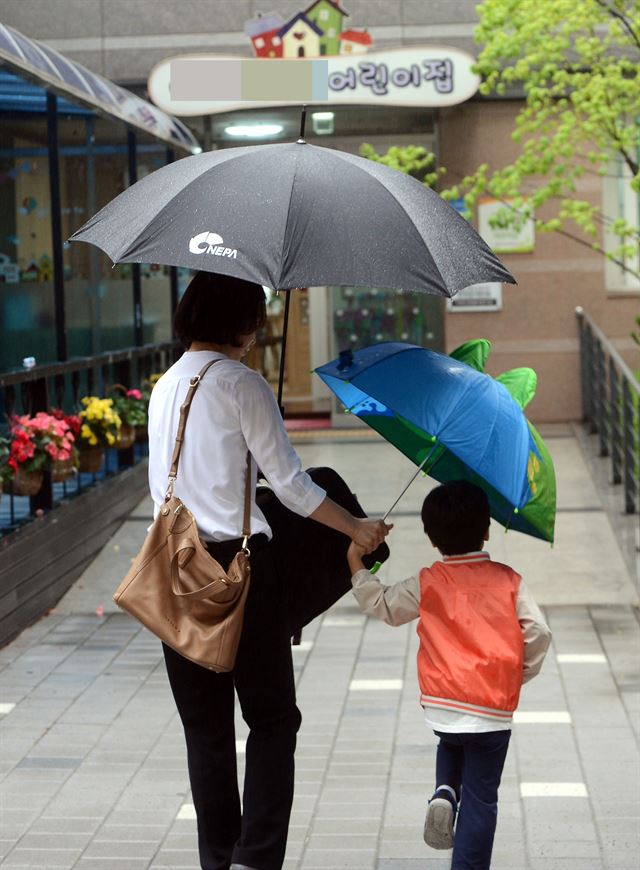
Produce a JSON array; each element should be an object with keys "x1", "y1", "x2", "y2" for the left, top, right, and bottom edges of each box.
[
  {"x1": 347, "y1": 540, "x2": 368, "y2": 576},
  {"x1": 348, "y1": 540, "x2": 367, "y2": 559}
]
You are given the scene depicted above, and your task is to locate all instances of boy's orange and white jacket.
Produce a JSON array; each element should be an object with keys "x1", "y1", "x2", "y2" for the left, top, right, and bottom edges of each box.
[{"x1": 351, "y1": 551, "x2": 551, "y2": 733}]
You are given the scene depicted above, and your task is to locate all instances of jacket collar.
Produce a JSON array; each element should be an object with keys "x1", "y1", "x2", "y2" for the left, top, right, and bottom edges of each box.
[{"x1": 442, "y1": 551, "x2": 490, "y2": 564}]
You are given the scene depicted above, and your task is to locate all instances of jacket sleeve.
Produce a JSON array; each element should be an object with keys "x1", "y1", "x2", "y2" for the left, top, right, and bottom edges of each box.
[
  {"x1": 351, "y1": 569, "x2": 420, "y2": 626},
  {"x1": 517, "y1": 579, "x2": 552, "y2": 683}
]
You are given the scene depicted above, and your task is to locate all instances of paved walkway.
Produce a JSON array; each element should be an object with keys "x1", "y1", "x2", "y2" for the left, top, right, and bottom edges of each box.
[{"x1": 1, "y1": 426, "x2": 639, "y2": 869}]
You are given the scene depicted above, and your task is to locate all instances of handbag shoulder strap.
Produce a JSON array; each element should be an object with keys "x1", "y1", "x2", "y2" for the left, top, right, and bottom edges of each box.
[
  {"x1": 166, "y1": 358, "x2": 220, "y2": 490},
  {"x1": 164, "y1": 357, "x2": 252, "y2": 542}
]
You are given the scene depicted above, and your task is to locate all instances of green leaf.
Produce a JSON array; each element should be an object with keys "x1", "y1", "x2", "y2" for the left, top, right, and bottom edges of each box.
[
  {"x1": 449, "y1": 339, "x2": 492, "y2": 372},
  {"x1": 496, "y1": 368, "x2": 538, "y2": 408}
]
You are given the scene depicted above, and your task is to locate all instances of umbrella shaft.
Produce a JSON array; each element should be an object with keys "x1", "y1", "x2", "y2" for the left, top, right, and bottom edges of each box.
[
  {"x1": 382, "y1": 449, "x2": 434, "y2": 522},
  {"x1": 277, "y1": 290, "x2": 292, "y2": 416}
]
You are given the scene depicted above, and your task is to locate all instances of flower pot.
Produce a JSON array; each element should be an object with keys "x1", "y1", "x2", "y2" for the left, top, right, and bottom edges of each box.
[
  {"x1": 135, "y1": 425, "x2": 148, "y2": 443},
  {"x1": 11, "y1": 468, "x2": 44, "y2": 497},
  {"x1": 117, "y1": 424, "x2": 136, "y2": 450},
  {"x1": 51, "y1": 458, "x2": 77, "y2": 483},
  {"x1": 78, "y1": 447, "x2": 105, "y2": 474}
]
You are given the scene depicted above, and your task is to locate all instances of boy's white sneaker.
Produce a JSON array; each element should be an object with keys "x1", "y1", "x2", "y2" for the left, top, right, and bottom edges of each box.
[{"x1": 423, "y1": 787, "x2": 456, "y2": 850}]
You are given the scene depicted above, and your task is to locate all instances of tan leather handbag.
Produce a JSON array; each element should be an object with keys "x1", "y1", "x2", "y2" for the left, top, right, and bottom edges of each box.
[{"x1": 113, "y1": 359, "x2": 252, "y2": 672}]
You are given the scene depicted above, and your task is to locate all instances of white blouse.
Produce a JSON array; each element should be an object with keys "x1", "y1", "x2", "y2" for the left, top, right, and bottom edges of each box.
[{"x1": 148, "y1": 350, "x2": 326, "y2": 541}]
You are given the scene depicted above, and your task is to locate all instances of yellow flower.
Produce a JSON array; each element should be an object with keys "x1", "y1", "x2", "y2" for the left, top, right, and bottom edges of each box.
[
  {"x1": 89, "y1": 435, "x2": 98, "y2": 446},
  {"x1": 106, "y1": 432, "x2": 115, "y2": 445}
]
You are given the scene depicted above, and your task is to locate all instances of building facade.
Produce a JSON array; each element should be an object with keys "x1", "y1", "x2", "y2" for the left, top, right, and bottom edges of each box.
[{"x1": 1, "y1": 0, "x2": 637, "y2": 421}]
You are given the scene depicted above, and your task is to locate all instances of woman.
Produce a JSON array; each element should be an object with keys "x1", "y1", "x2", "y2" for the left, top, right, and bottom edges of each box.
[{"x1": 148, "y1": 271, "x2": 390, "y2": 870}]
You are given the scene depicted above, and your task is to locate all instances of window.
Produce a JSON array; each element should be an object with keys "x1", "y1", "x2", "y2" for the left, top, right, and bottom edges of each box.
[
  {"x1": 602, "y1": 157, "x2": 640, "y2": 291},
  {"x1": 319, "y1": 8, "x2": 329, "y2": 20},
  {"x1": 255, "y1": 37, "x2": 265, "y2": 49},
  {"x1": 272, "y1": 36, "x2": 281, "y2": 46}
]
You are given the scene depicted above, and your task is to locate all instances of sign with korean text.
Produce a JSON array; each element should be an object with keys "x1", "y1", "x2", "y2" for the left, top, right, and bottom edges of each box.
[
  {"x1": 478, "y1": 198, "x2": 535, "y2": 254},
  {"x1": 149, "y1": 47, "x2": 480, "y2": 116},
  {"x1": 447, "y1": 282, "x2": 503, "y2": 313},
  {"x1": 327, "y1": 47, "x2": 478, "y2": 106}
]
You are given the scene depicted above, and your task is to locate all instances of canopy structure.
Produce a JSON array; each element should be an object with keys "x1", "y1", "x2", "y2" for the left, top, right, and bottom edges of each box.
[{"x1": 0, "y1": 22, "x2": 200, "y2": 154}]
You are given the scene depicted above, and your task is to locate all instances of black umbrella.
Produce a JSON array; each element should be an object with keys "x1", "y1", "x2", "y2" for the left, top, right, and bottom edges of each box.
[{"x1": 70, "y1": 110, "x2": 515, "y2": 407}]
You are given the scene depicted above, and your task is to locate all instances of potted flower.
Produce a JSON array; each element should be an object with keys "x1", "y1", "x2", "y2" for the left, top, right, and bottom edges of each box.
[
  {"x1": 77, "y1": 396, "x2": 122, "y2": 473},
  {"x1": 108, "y1": 385, "x2": 148, "y2": 449},
  {"x1": 50, "y1": 409, "x2": 82, "y2": 482},
  {"x1": 7, "y1": 412, "x2": 77, "y2": 496}
]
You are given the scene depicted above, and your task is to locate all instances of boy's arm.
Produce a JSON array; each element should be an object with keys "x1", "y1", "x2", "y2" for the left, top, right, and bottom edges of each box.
[
  {"x1": 349, "y1": 539, "x2": 420, "y2": 626},
  {"x1": 351, "y1": 569, "x2": 421, "y2": 626},
  {"x1": 517, "y1": 579, "x2": 552, "y2": 683}
]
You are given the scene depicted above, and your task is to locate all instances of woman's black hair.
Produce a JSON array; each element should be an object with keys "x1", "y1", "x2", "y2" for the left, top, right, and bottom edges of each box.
[
  {"x1": 174, "y1": 271, "x2": 267, "y2": 348},
  {"x1": 421, "y1": 480, "x2": 490, "y2": 555}
]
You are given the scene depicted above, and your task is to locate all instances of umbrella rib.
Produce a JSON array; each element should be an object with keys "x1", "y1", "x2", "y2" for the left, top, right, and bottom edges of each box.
[
  {"x1": 115, "y1": 147, "x2": 280, "y2": 263},
  {"x1": 320, "y1": 150, "x2": 451, "y2": 293},
  {"x1": 465, "y1": 386, "x2": 527, "y2": 510},
  {"x1": 274, "y1": 146, "x2": 303, "y2": 289}
]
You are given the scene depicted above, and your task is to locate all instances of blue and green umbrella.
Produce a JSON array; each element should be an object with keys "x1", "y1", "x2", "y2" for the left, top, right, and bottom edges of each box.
[{"x1": 315, "y1": 340, "x2": 556, "y2": 543}]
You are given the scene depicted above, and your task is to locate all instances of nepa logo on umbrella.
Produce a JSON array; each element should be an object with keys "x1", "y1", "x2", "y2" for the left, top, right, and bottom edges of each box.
[{"x1": 189, "y1": 232, "x2": 238, "y2": 259}]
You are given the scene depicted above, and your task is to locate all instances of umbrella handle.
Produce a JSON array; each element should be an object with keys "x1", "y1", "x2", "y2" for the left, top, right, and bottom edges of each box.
[
  {"x1": 277, "y1": 289, "x2": 292, "y2": 416},
  {"x1": 382, "y1": 446, "x2": 437, "y2": 522}
]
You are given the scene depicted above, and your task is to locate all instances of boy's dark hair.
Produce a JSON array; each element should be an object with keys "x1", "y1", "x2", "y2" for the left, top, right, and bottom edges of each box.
[
  {"x1": 421, "y1": 480, "x2": 490, "y2": 555},
  {"x1": 174, "y1": 271, "x2": 267, "y2": 348}
]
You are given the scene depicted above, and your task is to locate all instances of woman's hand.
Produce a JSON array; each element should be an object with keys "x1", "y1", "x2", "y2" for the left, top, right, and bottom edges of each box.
[
  {"x1": 351, "y1": 517, "x2": 393, "y2": 552},
  {"x1": 309, "y1": 498, "x2": 392, "y2": 550}
]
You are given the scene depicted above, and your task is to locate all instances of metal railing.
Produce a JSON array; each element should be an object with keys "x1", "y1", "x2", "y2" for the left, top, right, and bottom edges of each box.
[
  {"x1": 576, "y1": 307, "x2": 640, "y2": 514},
  {"x1": 0, "y1": 341, "x2": 180, "y2": 537}
]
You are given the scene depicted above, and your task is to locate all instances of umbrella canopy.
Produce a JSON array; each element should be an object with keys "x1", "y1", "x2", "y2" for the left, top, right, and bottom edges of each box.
[
  {"x1": 315, "y1": 342, "x2": 556, "y2": 542},
  {"x1": 69, "y1": 141, "x2": 515, "y2": 297}
]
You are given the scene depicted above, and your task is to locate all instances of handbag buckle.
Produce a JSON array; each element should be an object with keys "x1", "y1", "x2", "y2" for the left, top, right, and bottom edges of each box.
[
  {"x1": 190, "y1": 375, "x2": 201, "y2": 386},
  {"x1": 241, "y1": 534, "x2": 251, "y2": 556},
  {"x1": 165, "y1": 475, "x2": 177, "y2": 499}
]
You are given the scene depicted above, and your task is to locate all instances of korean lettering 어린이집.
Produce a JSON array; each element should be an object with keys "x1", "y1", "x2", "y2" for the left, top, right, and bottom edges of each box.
[
  {"x1": 328, "y1": 57, "x2": 456, "y2": 98},
  {"x1": 390, "y1": 64, "x2": 421, "y2": 88},
  {"x1": 422, "y1": 59, "x2": 454, "y2": 94},
  {"x1": 358, "y1": 61, "x2": 389, "y2": 96},
  {"x1": 328, "y1": 67, "x2": 356, "y2": 91}
]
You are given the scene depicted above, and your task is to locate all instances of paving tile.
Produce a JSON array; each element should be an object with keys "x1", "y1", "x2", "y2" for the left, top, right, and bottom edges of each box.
[
  {"x1": 1, "y1": 435, "x2": 639, "y2": 870},
  {"x1": 1, "y1": 847, "x2": 83, "y2": 866},
  {"x1": 150, "y1": 852, "x2": 200, "y2": 867}
]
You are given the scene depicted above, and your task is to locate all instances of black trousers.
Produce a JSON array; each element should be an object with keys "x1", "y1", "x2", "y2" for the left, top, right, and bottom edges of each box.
[
  {"x1": 162, "y1": 467, "x2": 390, "y2": 870},
  {"x1": 163, "y1": 534, "x2": 300, "y2": 870}
]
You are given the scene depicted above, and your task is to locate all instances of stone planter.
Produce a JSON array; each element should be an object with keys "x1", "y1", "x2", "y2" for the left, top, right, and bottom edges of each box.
[{"x1": 78, "y1": 447, "x2": 105, "y2": 474}]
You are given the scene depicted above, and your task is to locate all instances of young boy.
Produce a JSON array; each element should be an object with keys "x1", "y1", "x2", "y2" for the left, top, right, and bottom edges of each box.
[{"x1": 347, "y1": 480, "x2": 551, "y2": 870}]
